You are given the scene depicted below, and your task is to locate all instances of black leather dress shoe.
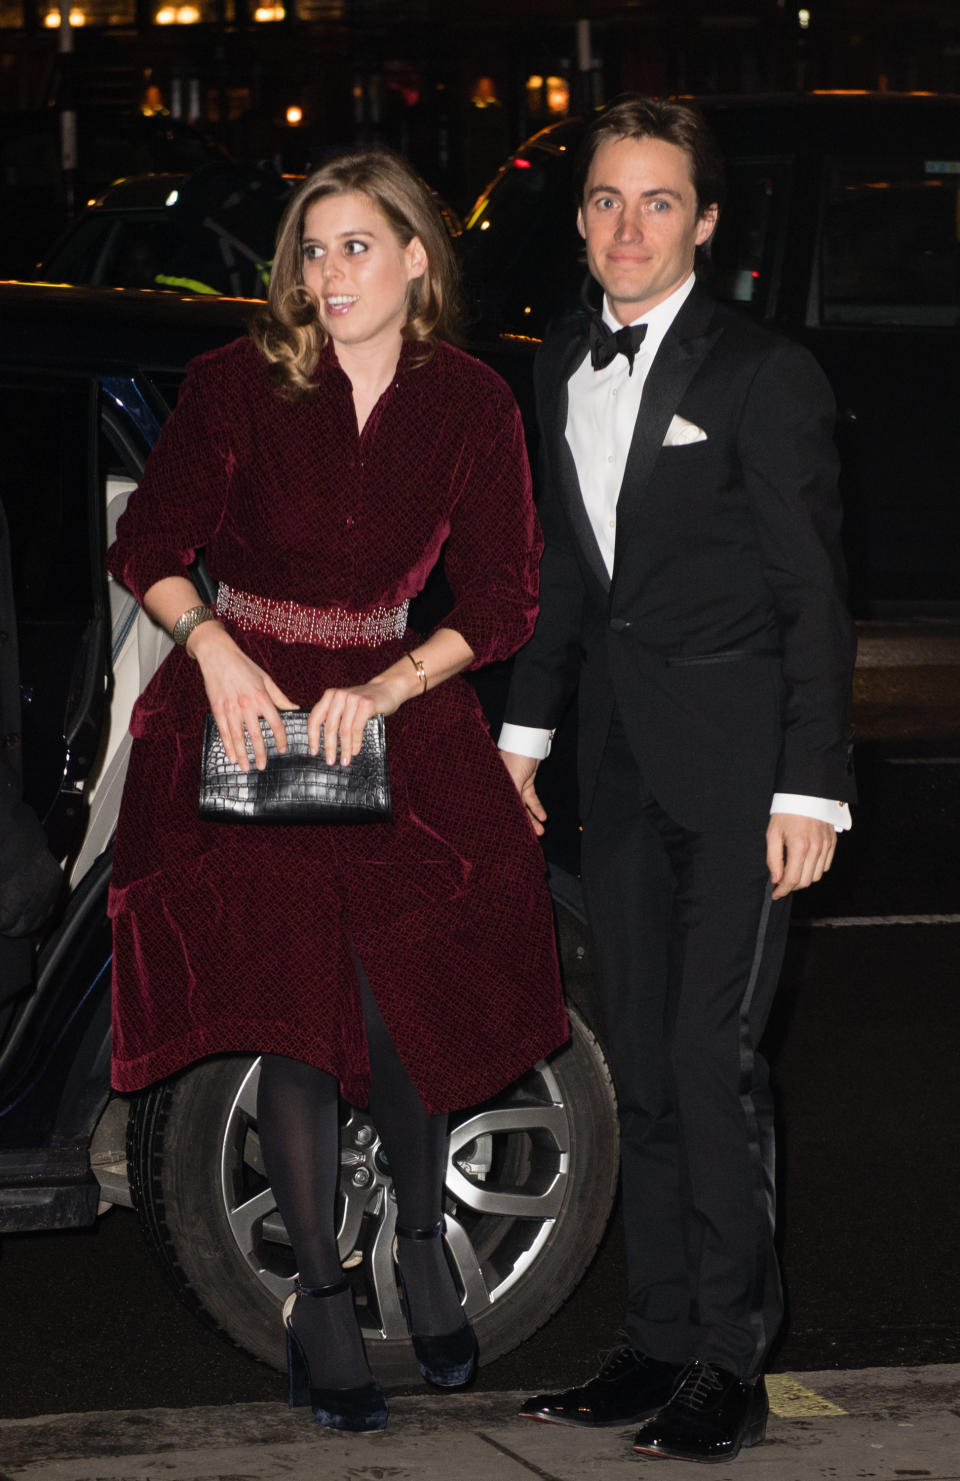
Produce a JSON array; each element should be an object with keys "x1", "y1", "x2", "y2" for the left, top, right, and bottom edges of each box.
[
  {"x1": 632, "y1": 1360, "x2": 768, "y2": 1462},
  {"x1": 519, "y1": 1347, "x2": 684, "y2": 1427}
]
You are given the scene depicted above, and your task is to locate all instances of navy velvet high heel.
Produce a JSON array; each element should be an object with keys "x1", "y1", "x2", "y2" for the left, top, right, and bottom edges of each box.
[
  {"x1": 395, "y1": 1222, "x2": 478, "y2": 1388},
  {"x1": 283, "y1": 1277, "x2": 388, "y2": 1432}
]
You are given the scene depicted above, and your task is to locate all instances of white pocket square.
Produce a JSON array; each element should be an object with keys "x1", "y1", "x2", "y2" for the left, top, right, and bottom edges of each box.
[{"x1": 663, "y1": 414, "x2": 708, "y2": 447}]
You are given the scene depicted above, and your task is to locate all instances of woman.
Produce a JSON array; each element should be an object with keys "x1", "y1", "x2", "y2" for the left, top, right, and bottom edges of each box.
[{"x1": 106, "y1": 151, "x2": 568, "y2": 1433}]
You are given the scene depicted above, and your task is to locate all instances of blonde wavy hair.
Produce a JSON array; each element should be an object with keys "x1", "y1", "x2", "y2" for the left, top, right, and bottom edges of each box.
[{"x1": 252, "y1": 149, "x2": 462, "y2": 397}]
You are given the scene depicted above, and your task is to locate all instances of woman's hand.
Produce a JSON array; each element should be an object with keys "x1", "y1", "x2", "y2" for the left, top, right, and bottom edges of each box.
[
  {"x1": 306, "y1": 629, "x2": 476, "y2": 765},
  {"x1": 308, "y1": 674, "x2": 408, "y2": 765},
  {"x1": 142, "y1": 576, "x2": 295, "y2": 771},
  {"x1": 188, "y1": 621, "x2": 295, "y2": 772}
]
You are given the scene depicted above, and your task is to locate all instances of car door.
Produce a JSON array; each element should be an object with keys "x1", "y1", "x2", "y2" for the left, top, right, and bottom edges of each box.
[
  {"x1": 0, "y1": 371, "x2": 107, "y2": 861},
  {"x1": 803, "y1": 151, "x2": 960, "y2": 611},
  {"x1": 0, "y1": 360, "x2": 160, "y2": 1193}
]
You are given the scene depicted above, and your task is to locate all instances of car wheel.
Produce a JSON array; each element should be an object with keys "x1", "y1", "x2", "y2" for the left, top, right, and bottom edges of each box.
[{"x1": 127, "y1": 1003, "x2": 618, "y2": 1383}]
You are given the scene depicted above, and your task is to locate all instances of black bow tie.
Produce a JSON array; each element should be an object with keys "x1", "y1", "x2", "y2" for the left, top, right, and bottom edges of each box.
[{"x1": 588, "y1": 317, "x2": 648, "y2": 375}]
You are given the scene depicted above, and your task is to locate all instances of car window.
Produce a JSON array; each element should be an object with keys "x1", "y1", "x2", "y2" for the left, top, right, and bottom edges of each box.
[
  {"x1": 820, "y1": 157, "x2": 960, "y2": 327},
  {"x1": 40, "y1": 217, "x2": 123, "y2": 286},
  {"x1": 710, "y1": 160, "x2": 789, "y2": 317},
  {"x1": 98, "y1": 218, "x2": 183, "y2": 292},
  {"x1": 43, "y1": 214, "x2": 251, "y2": 296}
]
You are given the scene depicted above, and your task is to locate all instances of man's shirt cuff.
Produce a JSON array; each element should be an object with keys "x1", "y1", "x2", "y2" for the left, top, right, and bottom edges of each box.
[
  {"x1": 770, "y1": 793, "x2": 852, "y2": 832},
  {"x1": 498, "y1": 723, "x2": 554, "y2": 760}
]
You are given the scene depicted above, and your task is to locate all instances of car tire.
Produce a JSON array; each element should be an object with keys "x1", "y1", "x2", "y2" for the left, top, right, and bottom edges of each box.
[{"x1": 127, "y1": 1002, "x2": 618, "y2": 1384}]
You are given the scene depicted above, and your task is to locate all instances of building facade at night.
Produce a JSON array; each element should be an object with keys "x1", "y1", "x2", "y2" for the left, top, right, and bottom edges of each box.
[{"x1": 1, "y1": 1, "x2": 958, "y2": 216}]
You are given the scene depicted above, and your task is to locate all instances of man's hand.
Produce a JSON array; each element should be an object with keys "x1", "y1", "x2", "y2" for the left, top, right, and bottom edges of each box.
[
  {"x1": 500, "y1": 750, "x2": 547, "y2": 836},
  {"x1": 766, "y1": 812, "x2": 837, "y2": 900}
]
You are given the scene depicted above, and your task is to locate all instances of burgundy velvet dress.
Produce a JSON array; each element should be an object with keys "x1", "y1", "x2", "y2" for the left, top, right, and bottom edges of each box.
[{"x1": 106, "y1": 335, "x2": 569, "y2": 1112}]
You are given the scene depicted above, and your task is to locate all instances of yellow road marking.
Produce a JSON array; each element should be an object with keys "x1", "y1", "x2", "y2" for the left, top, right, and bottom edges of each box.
[{"x1": 767, "y1": 1374, "x2": 848, "y2": 1417}]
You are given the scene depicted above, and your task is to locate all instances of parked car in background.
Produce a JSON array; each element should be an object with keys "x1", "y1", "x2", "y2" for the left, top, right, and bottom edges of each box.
[
  {"x1": 463, "y1": 92, "x2": 960, "y2": 613},
  {"x1": 34, "y1": 164, "x2": 464, "y2": 300},
  {"x1": 36, "y1": 164, "x2": 295, "y2": 300},
  {"x1": 0, "y1": 108, "x2": 228, "y2": 279},
  {"x1": 0, "y1": 280, "x2": 615, "y2": 1384}
]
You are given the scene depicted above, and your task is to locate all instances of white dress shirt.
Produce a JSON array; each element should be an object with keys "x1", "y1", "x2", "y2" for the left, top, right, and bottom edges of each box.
[{"x1": 499, "y1": 275, "x2": 851, "y2": 832}]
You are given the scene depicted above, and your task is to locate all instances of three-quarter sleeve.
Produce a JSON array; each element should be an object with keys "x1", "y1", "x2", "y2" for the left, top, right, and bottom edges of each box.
[
  {"x1": 106, "y1": 347, "x2": 238, "y2": 604},
  {"x1": 439, "y1": 381, "x2": 542, "y2": 669}
]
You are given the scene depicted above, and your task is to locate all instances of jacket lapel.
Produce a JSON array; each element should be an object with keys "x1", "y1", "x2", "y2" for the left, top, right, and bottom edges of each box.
[
  {"x1": 613, "y1": 286, "x2": 723, "y2": 567},
  {"x1": 544, "y1": 319, "x2": 612, "y2": 594}
]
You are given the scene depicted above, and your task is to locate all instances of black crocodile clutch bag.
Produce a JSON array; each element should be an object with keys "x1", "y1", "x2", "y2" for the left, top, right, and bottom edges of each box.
[{"x1": 198, "y1": 711, "x2": 391, "y2": 824}]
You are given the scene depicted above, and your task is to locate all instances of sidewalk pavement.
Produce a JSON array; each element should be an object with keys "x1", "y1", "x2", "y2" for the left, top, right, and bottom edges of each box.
[{"x1": 1, "y1": 1366, "x2": 958, "y2": 1480}]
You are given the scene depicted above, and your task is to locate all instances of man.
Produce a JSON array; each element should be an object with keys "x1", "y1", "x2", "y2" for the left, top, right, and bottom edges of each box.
[{"x1": 499, "y1": 97, "x2": 855, "y2": 1463}]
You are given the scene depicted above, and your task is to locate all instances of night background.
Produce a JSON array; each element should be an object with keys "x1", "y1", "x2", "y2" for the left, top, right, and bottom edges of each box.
[{"x1": 2, "y1": 0, "x2": 959, "y2": 273}]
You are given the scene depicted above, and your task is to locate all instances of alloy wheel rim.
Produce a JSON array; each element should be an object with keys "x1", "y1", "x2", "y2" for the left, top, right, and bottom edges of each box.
[{"x1": 218, "y1": 1055, "x2": 572, "y2": 1342}]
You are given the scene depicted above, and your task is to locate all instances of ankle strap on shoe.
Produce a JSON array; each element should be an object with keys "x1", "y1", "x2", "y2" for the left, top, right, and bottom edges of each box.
[
  {"x1": 295, "y1": 1276, "x2": 350, "y2": 1298},
  {"x1": 395, "y1": 1220, "x2": 444, "y2": 1241}
]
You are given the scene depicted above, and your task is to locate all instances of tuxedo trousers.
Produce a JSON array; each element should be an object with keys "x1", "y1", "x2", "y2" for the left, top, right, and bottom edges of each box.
[{"x1": 580, "y1": 716, "x2": 792, "y2": 1376}]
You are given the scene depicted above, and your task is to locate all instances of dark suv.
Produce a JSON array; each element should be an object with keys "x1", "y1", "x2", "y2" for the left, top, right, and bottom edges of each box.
[
  {"x1": 463, "y1": 92, "x2": 960, "y2": 613},
  {"x1": 0, "y1": 281, "x2": 616, "y2": 1382}
]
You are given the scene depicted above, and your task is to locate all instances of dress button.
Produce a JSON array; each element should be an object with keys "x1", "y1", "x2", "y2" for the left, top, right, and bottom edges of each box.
[
  {"x1": 345, "y1": 516, "x2": 354, "y2": 528},
  {"x1": 4, "y1": 732, "x2": 20, "y2": 749},
  {"x1": 0, "y1": 631, "x2": 8, "y2": 645},
  {"x1": 607, "y1": 455, "x2": 615, "y2": 464}
]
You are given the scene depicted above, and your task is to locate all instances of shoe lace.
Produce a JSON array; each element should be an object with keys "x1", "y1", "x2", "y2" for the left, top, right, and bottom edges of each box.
[
  {"x1": 597, "y1": 1342, "x2": 646, "y2": 1381},
  {"x1": 673, "y1": 1362, "x2": 724, "y2": 1413}
]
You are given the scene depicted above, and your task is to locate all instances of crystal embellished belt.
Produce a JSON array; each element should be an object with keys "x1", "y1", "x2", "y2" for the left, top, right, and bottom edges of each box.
[{"x1": 216, "y1": 582, "x2": 409, "y2": 649}]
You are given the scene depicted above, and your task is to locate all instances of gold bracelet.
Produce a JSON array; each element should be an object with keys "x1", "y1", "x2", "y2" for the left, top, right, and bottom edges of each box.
[
  {"x1": 171, "y1": 603, "x2": 215, "y2": 647},
  {"x1": 405, "y1": 652, "x2": 428, "y2": 694}
]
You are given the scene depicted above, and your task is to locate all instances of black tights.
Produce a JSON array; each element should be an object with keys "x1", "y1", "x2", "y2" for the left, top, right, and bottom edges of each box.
[{"x1": 257, "y1": 964, "x2": 463, "y2": 1389}]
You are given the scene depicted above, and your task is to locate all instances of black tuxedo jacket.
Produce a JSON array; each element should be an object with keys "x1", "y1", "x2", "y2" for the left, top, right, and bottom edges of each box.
[{"x1": 504, "y1": 282, "x2": 857, "y2": 831}]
